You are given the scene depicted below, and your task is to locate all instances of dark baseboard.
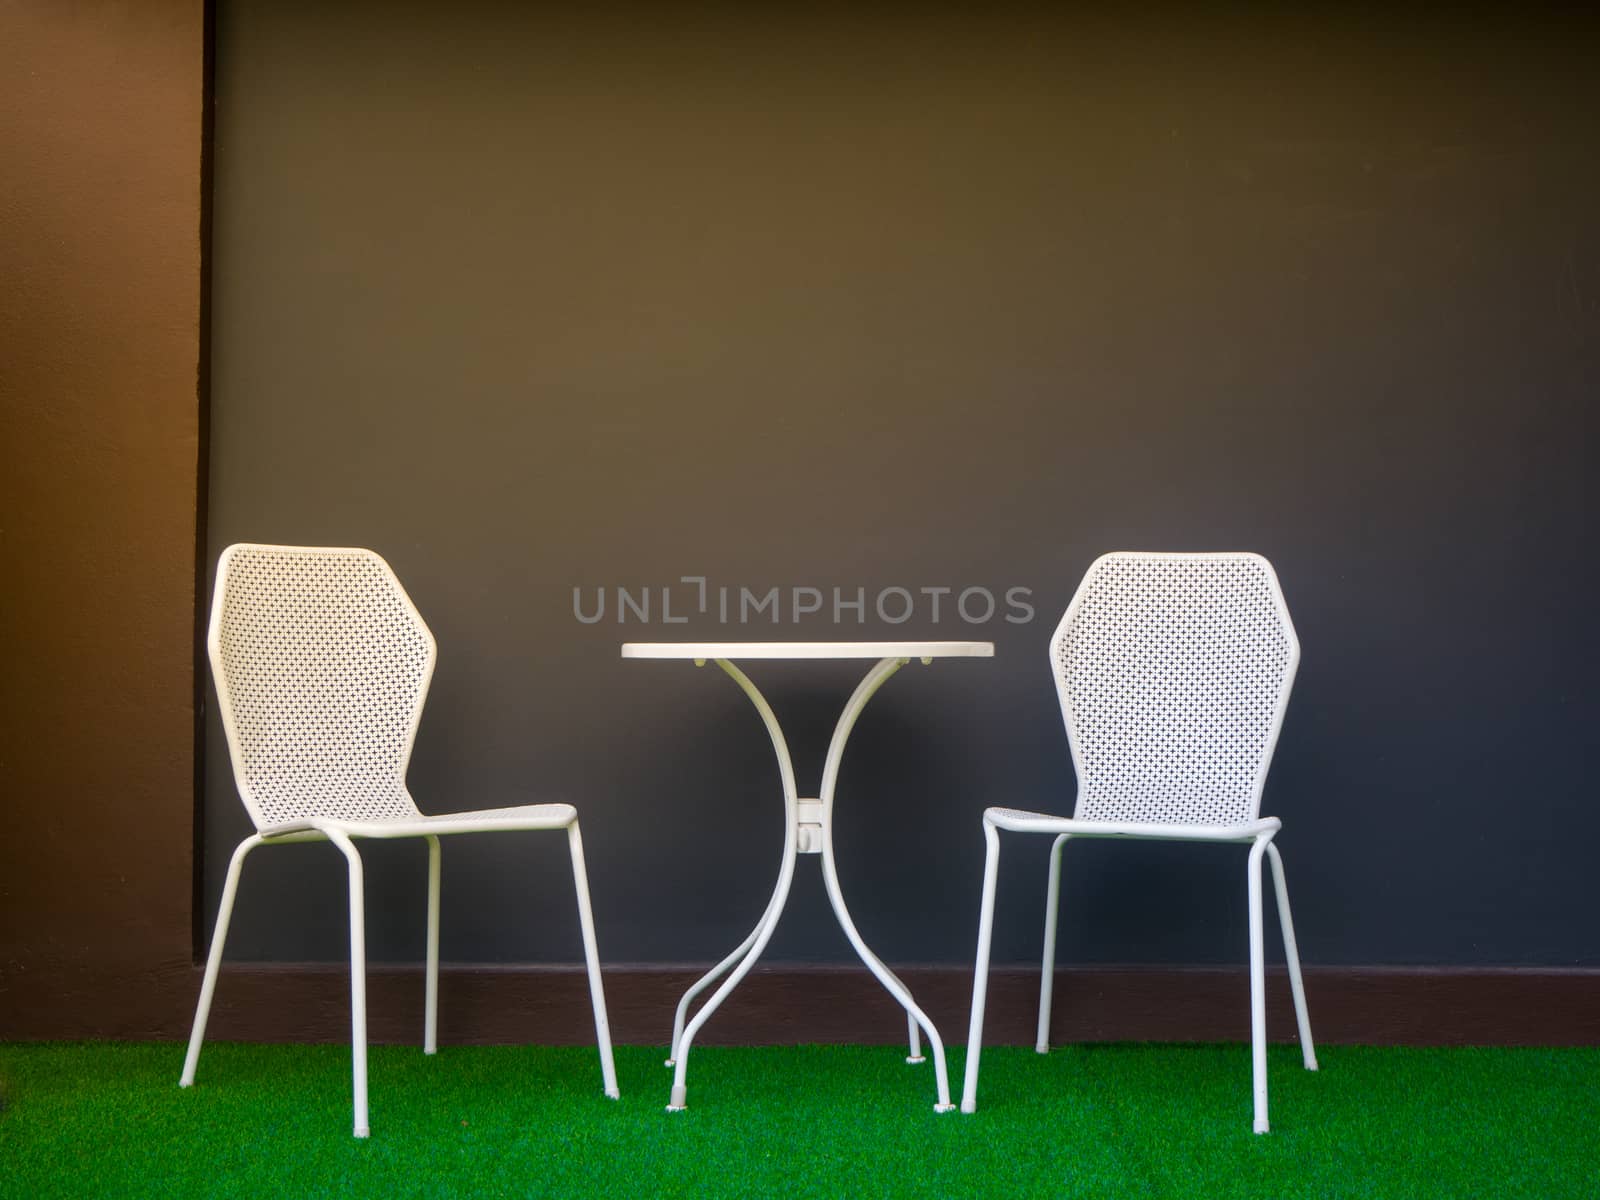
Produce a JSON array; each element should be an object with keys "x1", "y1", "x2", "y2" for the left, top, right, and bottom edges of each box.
[{"x1": 5, "y1": 962, "x2": 1599, "y2": 1045}]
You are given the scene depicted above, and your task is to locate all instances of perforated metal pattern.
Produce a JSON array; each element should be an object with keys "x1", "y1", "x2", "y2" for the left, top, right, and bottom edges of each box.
[
  {"x1": 1053, "y1": 553, "x2": 1297, "y2": 827},
  {"x1": 211, "y1": 546, "x2": 434, "y2": 829}
]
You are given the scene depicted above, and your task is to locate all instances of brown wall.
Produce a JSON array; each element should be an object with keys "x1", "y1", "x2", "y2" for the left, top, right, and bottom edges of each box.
[{"x1": 0, "y1": 3, "x2": 204, "y2": 1034}]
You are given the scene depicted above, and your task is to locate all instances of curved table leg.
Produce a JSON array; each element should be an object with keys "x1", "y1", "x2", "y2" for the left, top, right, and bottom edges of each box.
[
  {"x1": 666, "y1": 871, "x2": 789, "y2": 1067},
  {"x1": 667, "y1": 658, "x2": 800, "y2": 1111},
  {"x1": 816, "y1": 657, "x2": 955, "y2": 1112}
]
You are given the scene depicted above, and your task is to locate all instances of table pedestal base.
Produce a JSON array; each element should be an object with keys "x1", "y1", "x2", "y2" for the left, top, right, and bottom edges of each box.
[{"x1": 663, "y1": 655, "x2": 955, "y2": 1114}]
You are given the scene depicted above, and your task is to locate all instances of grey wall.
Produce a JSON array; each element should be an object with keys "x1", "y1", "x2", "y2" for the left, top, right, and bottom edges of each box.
[{"x1": 206, "y1": 3, "x2": 1597, "y2": 969}]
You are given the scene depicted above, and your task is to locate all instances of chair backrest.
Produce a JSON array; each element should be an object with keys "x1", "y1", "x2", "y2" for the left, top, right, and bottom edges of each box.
[
  {"x1": 208, "y1": 544, "x2": 436, "y2": 829},
  {"x1": 1050, "y1": 552, "x2": 1299, "y2": 827}
]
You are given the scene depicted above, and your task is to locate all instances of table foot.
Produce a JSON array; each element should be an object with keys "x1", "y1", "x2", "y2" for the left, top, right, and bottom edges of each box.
[
  {"x1": 906, "y1": 1055, "x2": 926, "y2": 1064},
  {"x1": 934, "y1": 1103, "x2": 956, "y2": 1114},
  {"x1": 669, "y1": 1085, "x2": 688, "y2": 1111},
  {"x1": 664, "y1": 1058, "x2": 675, "y2": 1068}
]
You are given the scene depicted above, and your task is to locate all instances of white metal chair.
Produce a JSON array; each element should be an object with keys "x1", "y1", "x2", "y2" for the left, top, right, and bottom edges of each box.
[
  {"x1": 180, "y1": 544, "x2": 619, "y2": 1137},
  {"x1": 961, "y1": 552, "x2": 1316, "y2": 1133}
]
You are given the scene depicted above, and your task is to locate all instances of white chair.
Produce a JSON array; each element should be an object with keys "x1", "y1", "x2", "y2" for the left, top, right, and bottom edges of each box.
[
  {"x1": 180, "y1": 543, "x2": 619, "y2": 1137},
  {"x1": 961, "y1": 552, "x2": 1316, "y2": 1133}
]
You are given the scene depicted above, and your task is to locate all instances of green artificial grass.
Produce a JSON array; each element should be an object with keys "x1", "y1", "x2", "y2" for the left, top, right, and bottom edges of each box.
[{"x1": 0, "y1": 1043, "x2": 1594, "y2": 1198}]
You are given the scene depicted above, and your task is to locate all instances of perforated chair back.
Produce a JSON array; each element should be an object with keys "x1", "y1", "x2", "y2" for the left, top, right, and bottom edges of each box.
[
  {"x1": 208, "y1": 544, "x2": 437, "y2": 830},
  {"x1": 1050, "y1": 552, "x2": 1299, "y2": 827}
]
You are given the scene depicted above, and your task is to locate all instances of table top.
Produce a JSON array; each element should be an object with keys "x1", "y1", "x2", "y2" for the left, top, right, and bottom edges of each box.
[{"x1": 620, "y1": 640, "x2": 995, "y2": 660}]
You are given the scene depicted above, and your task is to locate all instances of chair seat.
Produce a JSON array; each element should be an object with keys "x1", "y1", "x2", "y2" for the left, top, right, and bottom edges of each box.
[
  {"x1": 985, "y1": 806, "x2": 1281, "y2": 843},
  {"x1": 262, "y1": 802, "x2": 578, "y2": 839}
]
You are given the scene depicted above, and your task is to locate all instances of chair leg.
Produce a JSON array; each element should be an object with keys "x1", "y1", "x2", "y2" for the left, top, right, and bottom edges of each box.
[
  {"x1": 1248, "y1": 836, "x2": 1270, "y2": 1135},
  {"x1": 960, "y1": 819, "x2": 1002, "y2": 1114},
  {"x1": 424, "y1": 835, "x2": 441, "y2": 1056},
  {"x1": 327, "y1": 831, "x2": 370, "y2": 1138},
  {"x1": 568, "y1": 821, "x2": 620, "y2": 1100},
  {"x1": 1036, "y1": 833, "x2": 1071, "y2": 1054},
  {"x1": 1265, "y1": 842, "x2": 1317, "y2": 1070},
  {"x1": 180, "y1": 835, "x2": 263, "y2": 1088}
]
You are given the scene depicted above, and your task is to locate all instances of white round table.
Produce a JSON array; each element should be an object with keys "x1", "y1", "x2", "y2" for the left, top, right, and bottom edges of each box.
[{"x1": 621, "y1": 640, "x2": 995, "y2": 1112}]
